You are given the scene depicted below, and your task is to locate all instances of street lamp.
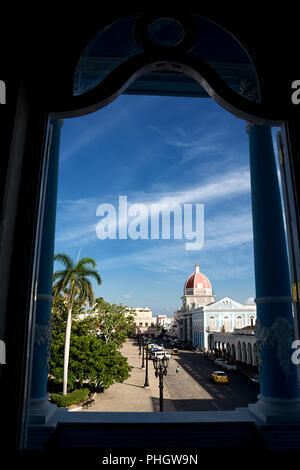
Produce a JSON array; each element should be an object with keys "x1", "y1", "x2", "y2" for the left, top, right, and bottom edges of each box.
[
  {"x1": 153, "y1": 354, "x2": 169, "y2": 412},
  {"x1": 138, "y1": 333, "x2": 142, "y2": 355},
  {"x1": 144, "y1": 337, "x2": 150, "y2": 389},
  {"x1": 141, "y1": 335, "x2": 145, "y2": 369}
]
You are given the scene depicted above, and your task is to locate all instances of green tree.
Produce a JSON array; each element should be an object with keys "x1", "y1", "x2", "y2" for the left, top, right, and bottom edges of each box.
[
  {"x1": 52, "y1": 253, "x2": 102, "y2": 395},
  {"x1": 49, "y1": 316, "x2": 131, "y2": 391},
  {"x1": 90, "y1": 297, "x2": 135, "y2": 347},
  {"x1": 51, "y1": 293, "x2": 85, "y2": 330}
]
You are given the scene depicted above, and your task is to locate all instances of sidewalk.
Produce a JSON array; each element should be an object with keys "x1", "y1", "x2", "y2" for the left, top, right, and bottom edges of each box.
[{"x1": 73, "y1": 339, "x2": 176, "y2": 412}]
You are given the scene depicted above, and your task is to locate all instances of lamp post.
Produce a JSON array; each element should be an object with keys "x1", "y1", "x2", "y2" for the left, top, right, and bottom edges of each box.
[
  {"x1": 153, "y1": 354, "x2": 169, "y2": 412},
  {"x1": 141, "y1": 335, "x2": 145, "y2": 369},
  {"x1": 138, "y1": 333, "x2": 142, "y2": 355},
  {"x1": 144, "y1": 337, "x2": 150, "y2": 389}
]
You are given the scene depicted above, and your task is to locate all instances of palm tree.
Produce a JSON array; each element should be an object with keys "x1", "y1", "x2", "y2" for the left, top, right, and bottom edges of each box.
[{"x1": 53, "y1": 253, "x2": 102, "y2": 395}]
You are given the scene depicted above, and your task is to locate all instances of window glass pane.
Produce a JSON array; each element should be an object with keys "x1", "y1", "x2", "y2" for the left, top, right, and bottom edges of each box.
[
  {"x1": 189, "y1": 14, "x2": 260, "y2": 102},
  {"x1": 74, "y1": 13, "x2": 260, "y2": 103},
  {"x1": 74, "y1": 15, "x2": 143, "y2": 96}
]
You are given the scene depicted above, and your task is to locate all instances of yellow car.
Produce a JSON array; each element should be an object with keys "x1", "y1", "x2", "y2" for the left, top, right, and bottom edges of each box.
[
  {"x1": 211, "y1": 371, "x2": 229, "y2": 384},
  {"x1": 171, "y1": 348, "x2": 179, "y2": 355}
]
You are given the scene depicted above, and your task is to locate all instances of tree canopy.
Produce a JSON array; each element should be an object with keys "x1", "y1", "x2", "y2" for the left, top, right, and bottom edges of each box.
[
  {"x1": 52, "y1": 253, "x2": 102, "y2": 395},
  {"x1": 89, "y1": 297, "x2": 136, "y2": 347},
  {"x1": 49, "y1": 294, "x2": 133, "y2": 392},
  {"x1": 49, "y1": 297, "x2": 132, "y2": 391}
]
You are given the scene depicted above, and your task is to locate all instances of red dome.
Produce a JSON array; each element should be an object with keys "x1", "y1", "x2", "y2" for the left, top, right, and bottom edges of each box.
[{"x1": 185, "y1": 264, "x2": 212, "y2": 290}]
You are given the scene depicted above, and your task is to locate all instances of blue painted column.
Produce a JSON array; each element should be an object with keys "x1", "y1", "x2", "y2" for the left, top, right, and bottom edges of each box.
[
  {"x1": 29, "y1": 119, "x2": 63, "y2": 424},
  {"x1": 247, "y1": 125, "x2": 300, "y2": 423}
]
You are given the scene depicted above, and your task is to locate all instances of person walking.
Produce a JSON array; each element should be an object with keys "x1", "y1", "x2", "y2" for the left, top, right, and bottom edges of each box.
[{"x1": 176, "y1": 365, "x2": 180, "y2": 376}]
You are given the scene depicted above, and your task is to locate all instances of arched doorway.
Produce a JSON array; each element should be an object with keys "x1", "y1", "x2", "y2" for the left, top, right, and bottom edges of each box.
[
  {"x1": 223, "y1": 316, "x2": 230, "y2": 332},
  {"x1": 247, "y1": 343, "x2": 253, "y2": 366},
  {"x1": 242, "y1": 342, "x2": 247, "y2": 363},
  {"x1": 231, "y1": 344, "x2": 236, "y2": 361},
  {"x1": 237, "y1": 341, "x2": 242, "y2": 362}
]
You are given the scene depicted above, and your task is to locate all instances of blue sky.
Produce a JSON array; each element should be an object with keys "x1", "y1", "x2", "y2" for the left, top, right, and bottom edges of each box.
[{"x1": 54, "y1": 93, "x2": 281, "y2": 316}]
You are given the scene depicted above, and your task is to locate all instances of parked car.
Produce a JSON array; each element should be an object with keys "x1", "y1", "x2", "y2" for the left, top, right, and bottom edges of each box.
[
  {"x1": 211, "y1": 371, "x2": 229, "y2": 384},
  {"x1": 223, "y1": 361, "x2": 238, "y2": 371},
  {"x1": 150, "y1": 348, "x2": 163, "y2": 356},
  {"x1": 214, "y1": 358, "x2": 226, "y2": 366},
  {"x1": 149, "y1": 344, "x2": 163, "y2": 351},
  {"x1": 151, "y1": 350, "x2": 171, "y2": 360},
  {"x1": 171, "y1": 348, "x2": 179, "y2": 355},
  {"x1": 250, "y1": 374, "x2": 260, "y2": 384}
]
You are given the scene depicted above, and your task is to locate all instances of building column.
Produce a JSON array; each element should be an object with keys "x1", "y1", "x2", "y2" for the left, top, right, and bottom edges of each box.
[
  {"x1": 247, "y1": 124, "x2": 300, "y2": 423},
  {"x1": 188, "y1": 315, "x2": 192, "y2": 342},
  {"x1": 183, "y1": 317, "x2": 187, "y2": 342},
  {"x1": 29, "y1": 119, "x2": 63, "y2": 424}
]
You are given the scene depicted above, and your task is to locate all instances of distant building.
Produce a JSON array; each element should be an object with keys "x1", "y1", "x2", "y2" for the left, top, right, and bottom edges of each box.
[
  {"x1": 128, "y1": 307, "x2": 157, "y2": 335},
  {"x1": 181, "y1": 263, "x2": 215, "y2": 309},
  {"x1": 156, "y1": 315, "x2": 173, "y2": 331},
  {"x1": 175, "y1": 265, "x2": 256, "y2": 350},
  {"x1": 168, "y1": 318, "x2": 178, "y2": 337},
  {"x1": 211, "y1": 326, "x2": 258, "y2": 369}
]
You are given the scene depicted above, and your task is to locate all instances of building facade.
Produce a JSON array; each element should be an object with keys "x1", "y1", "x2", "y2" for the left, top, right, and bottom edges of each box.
[
  {"x1": 156, "y1": 315, "x2": 173, "y2": 331},
  {"x1": 129, "y1": 307, "x2": 157, "y2": 335},
  {"x1": 211, "y1": 326, "x2": 258, "y2": 368},
  {"x1": 175, "y1": 265, "x2": 257, "y2": 351}
]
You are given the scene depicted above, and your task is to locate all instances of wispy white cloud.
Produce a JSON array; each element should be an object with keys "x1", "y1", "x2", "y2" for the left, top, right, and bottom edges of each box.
[
  {"x1": 55, "y1": 167, "x2": 252, "y2": 249},
  {"x1": 121, "y1": 167, "x2": 251, "y2": 214},
  {"x1": 60, "y1": 97, "x2": 150, "y2": 162},
  {"x1": 148, "y1": 125, "x2": 227, "y2": 166},
  {"x1": 205, "y1": 212, "x2": 253, "y2": 249},
  {"x1": 55, "y1": 223, "x2": 96, "y2": 244},
  {"x1": 96, "y1": 208, "x2": 253, "y2": 279}
]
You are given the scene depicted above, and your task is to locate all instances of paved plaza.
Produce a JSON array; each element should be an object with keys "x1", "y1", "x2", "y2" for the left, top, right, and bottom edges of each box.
[{"x1": 75, "y1": 339, "x2": 176, "y2": 412}]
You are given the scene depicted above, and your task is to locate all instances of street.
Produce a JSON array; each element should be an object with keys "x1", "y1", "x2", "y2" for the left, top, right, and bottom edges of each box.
[
  {"x1": 79, "y1": 339, "x2": 259, "y2": 413},
  {"x1": 160, "y1": 341, "x2": 259, "y2": 412}
]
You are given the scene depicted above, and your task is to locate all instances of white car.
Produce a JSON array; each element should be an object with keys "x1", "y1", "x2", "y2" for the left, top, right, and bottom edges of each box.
[
  {"x1": 214, "y1": 358, "x2": 226, "y2": 366},
  {"x1": 149, "y1": 344, "x2": 163, "y2": 351},
  {"x1": 223, "y1": 361, "x2": 238, "y2": 371},
  {"x1": 151, "y1": 350, "x2": 171, "y2": 360}
]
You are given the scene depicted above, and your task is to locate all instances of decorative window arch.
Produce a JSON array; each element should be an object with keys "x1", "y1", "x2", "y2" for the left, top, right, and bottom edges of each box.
[
  {"x1": 223, "y1": 316, "x2": 230, "y2": 331},
  {"x1": 69, "y1": 12, "x2": 263, "y2": 123},
  {"x1": 209, "y1": 315, "x2": 216, "y2": 331}
]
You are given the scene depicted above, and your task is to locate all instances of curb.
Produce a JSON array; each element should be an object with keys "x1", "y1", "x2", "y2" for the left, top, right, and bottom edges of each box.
[{"x1": 68, "y1": 392, "x2": 97, "y2": 412}]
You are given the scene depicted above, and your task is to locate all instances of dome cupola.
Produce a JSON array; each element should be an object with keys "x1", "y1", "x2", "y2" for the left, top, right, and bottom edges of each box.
[
  {"x1": 184, "y1": 264, "x2": 212, "y2": 292},
  {"x1": 181, "y1": 264, "x2": 215, "y2": 309}
]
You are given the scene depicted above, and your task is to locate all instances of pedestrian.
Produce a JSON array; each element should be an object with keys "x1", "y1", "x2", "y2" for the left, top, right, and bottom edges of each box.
[{"x1": 176, "y1": 366, "x2": 180, "y2": 376}]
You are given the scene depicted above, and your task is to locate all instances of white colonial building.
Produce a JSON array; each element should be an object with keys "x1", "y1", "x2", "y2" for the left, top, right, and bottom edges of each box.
[
  {"x1": 156, "y1": 315, "x2": 173, "y2": 330},
  {"x1": 211, "y1": 326, "x2": 258, "y2": 367},
  {"x1": 128, "y1": 307, "x2": 157, "y2": 335},
  {"x1": 175, "y1": 265, "x2": 257, "y2": 351}
]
